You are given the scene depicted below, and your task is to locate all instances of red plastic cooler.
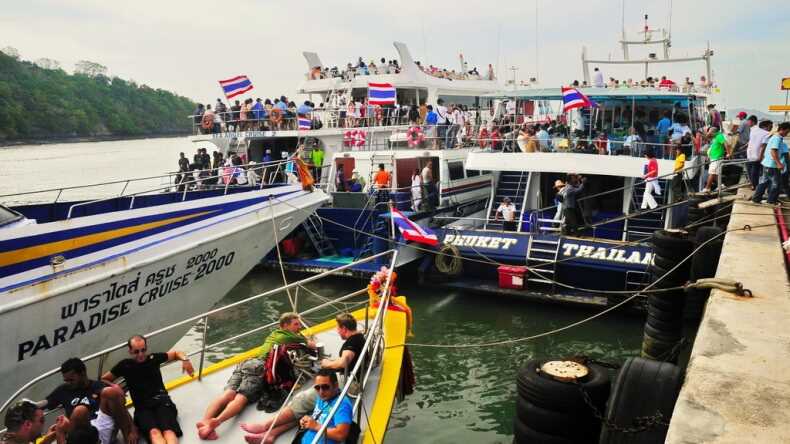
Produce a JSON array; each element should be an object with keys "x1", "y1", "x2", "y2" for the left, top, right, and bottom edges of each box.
[{"x1": 498, "y1": 265, "x2": 528, "y2": 289}]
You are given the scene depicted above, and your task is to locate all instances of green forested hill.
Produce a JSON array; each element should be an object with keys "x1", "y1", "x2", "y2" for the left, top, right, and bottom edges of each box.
[{"x1": 0, "y1": 51, "x2": 195, "y2": 141}]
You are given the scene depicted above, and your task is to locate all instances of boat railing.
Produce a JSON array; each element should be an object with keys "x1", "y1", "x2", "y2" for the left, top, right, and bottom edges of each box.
[
  {"x1": 0, "y1": 249, "x2": 399, "y2": 416},
  {"x1": 188, "y1": 107, "x2": 495, "y2": 137},
  {"x1": 59, "y1": 159, "x2": 297, "y2": 219}
]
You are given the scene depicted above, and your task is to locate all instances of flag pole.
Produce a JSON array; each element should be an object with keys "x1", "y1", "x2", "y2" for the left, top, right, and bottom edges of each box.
[{"x1": 389, "y1": 200, "x2": 396, "y2": 246}]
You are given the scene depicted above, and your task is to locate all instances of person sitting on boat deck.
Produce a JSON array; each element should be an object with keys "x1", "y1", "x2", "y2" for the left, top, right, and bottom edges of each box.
[
  {"x1": 2, "y1": 401, "x2": 47, "y2": 444},
  {"x1": 241, "y1": 314, "x2": 365, "y2": 444},
  {"x1": 559, "y1": 174, "x2": 585, "y2": 236},
  {"x1": 34, "y1": 357, "x2": 137, "y2": 444},
  {"x1": 702, "y1": 126, "x2": 729, "y2": 193},
  {"x1": 496, "y1": 197, "x2": 517, "y2": 231},
  {"x1": 296, "y1": 369, "x2": 353, "y2": 444},
  {"x1": 101, "y1": 335, "x2": 194, "y2": 444},
  {"x1": 195, "y1": 313, "x2": 316, "y2": 440},
  {"x1": 641, "y1": 149, "x2": 661, "y2": 210},
  {"x1": 246, "y1": 161, "x2": 260, "y2": 187}
]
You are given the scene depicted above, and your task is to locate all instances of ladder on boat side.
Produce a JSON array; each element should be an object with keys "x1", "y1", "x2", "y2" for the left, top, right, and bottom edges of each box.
[
  {"x1": 302, "y1": 214, "x2": 337, "y2": 257},
  {"x1": 526, "y1": 235, "x2": 562, "y2": 292}
]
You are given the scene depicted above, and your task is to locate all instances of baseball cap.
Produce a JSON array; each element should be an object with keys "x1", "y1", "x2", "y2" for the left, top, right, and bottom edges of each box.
[{"x1": 737, "y1": 111, "x2": 747, "y2": 118}]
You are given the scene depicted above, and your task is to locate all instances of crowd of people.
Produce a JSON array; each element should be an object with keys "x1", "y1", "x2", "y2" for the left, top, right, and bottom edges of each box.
[
  {"x1": 578, "y1": 67, "x2": 717, "y2": 92},
  {"x1": 307, "y1": 57, "x2": 496, "y2": 82},
  {"x1": 1, "y1": 309, "x2": 370, "y2": 444},
  {"x1": 192, "y1": 97, "x2": 320, "y2": 134}
]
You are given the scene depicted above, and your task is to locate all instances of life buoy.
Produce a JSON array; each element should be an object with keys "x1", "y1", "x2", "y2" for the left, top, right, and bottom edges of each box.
[
  {"x1": 270, "y1": 108, "x2": 283, "y2": 126},
  {"x1": 201, "y1": 114, "x2": 213, "y2": 130},
  {"x1": 478, "y1": 127, "x2": 490, "y2": 148},
  {"x1": 353, "y1": 129, "x2": 367, "y2": 147},
  {"x1": 406, "y1": 125, "x2": 425, "y2": 148},
  {"x1": 434, "y1": 243, "x2": 463, "y2": 276},
  {"x1": 343, "y1": 130, "x2": 354, "y2": 147}
]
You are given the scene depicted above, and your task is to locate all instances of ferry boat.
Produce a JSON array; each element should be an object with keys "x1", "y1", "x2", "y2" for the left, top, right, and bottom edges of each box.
[
  {"x1": 0, "y1": 166, "x2": 328, "y2": 405},
  {"x1": 268, "y1": 148, "x2": 491, "y2": 275},
  {"x1": 188, "y1": 41, "x2": 501, "y2": 176},
  {"x1": 422, "y1": 25, "x2": 730, "y2": 307},
  {"x1": 2, "y1": 251, "x2": 412, "y2": 444}
]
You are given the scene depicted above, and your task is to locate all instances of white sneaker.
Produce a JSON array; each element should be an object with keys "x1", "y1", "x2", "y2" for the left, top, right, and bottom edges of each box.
[{"x1": 701, "y1": 188, "x2": 710, "y2": 193}]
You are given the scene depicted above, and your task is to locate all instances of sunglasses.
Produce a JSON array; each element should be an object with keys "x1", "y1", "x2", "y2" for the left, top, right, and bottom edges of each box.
[
  {"x1": 131, "y1": 348, "x2": 147, "y2": 354},
  {"x1": 313, "y1": 384, "x2": 332, "y2": 392}
]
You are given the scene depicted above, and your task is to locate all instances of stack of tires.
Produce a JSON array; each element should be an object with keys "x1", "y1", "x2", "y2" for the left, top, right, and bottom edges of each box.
[
  {"x1": 514, "y1": 359, "x2": 610, "y2": 443},
  {"x1": 684, "y1": 226, "x2": 724, "y2": 320},
  {"x1": 643, "y1": 230, "x2": 693, "y2": 362},
  {"x1": 685, "y1": 197, "x2": 709, "y2": 235},
  {"x1": 599, "y1": 357, "x2": 684, "y2": 444},
  {"x1": 720, "y1": 164, "x2": 743, "y2": 188}
]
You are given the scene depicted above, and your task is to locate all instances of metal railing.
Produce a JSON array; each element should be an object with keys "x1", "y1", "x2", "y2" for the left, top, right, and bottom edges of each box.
[
  {"x1": 0, "y1": 250, "x2": 399, "y2": 414},
  {"x1": 61, "y1": 159, "x2": 295, "y2": 219}
]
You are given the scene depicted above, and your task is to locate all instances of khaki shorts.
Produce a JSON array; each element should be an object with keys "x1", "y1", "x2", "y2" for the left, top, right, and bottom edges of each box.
[
  {"x1": 708, "y1": 159, "x2": 722, "y2": 174},
  {"x1": 224, "y1": 358, "x2": 265, "y2": 402}
]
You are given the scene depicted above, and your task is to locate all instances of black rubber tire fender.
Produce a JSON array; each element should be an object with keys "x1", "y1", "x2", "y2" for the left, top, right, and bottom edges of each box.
[
  {"x1": 516, "y1": 360, "x2": 611, "y2": 413},
  {"x1": 599, "y1": 357, "x2": 684, "y2": 444},
  {"x1": 689, "y1": 227, "x2": 724, "y2": 281},
  {"x1": 513, "y1": 416, "x2": 577, "y2": 444},
  {"x1": 650, "y1": 230, "x2": 693, "y2": 252},
  {"x1": 649, "y1": 264, "x2": 689, "y2": 287},
  {"x1": 645, "y1": 312, "x2": 683, "y2": 333},
  {"x1": 647, "y1": 302, "x2": 683, "y2": 322},
  {"x1": 643, "y1": 322, "x2": 683, "y2": 343},
  {"x1": 515, "y1": 396, "x2": 595, "y2": 438}
]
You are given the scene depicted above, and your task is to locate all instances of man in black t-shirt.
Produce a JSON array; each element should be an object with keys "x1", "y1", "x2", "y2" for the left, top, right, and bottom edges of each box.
[
  {"x1": 37, "y1": 358, "x2": 136, "y2": 444},
  {"x1": 321, "y1": 313, "x2": 364, "y2": 376},
  {"x1": 102, "y1": 335, "x2": 194, "y2": 444}
]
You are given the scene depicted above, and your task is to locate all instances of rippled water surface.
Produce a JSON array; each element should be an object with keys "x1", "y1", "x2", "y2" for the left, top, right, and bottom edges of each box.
[{"x1": 1, "y1": 138, "x2": 646, "y2": 443}]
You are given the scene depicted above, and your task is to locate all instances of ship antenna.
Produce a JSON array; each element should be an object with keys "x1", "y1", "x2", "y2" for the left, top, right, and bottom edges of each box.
[
  {"x1": 667, "y1": 0, "x2": 673, "y2": 41},
  {"x1": 535, "y1": 0, "x2": 540, "y2": 83}
]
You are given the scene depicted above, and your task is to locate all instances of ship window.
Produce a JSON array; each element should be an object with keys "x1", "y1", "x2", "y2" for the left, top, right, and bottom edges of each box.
[
  {"x1": 466, "y1": 169, "x2": 480, "y2": 177},
  {"x1": 448, "y1": 161, "x2": 465, "y2": 180},
  {"x1": 0, "y1": 205, "x2": 23, "y2": 227},
  {"x1": 438, "y1": 95, "x2": 479, "y2": 108}
]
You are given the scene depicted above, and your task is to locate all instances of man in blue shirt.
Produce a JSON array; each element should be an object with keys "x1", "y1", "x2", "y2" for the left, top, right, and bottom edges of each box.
[
  {"x1": 656, "y1": 111, "x2": 672, "y2": 144},
  {"x1": 252, "y1": 99, "x2": 266, "y2": 128},
  {"x1": 752, "y1": 122, "x2": 789, "y2": 205},
  {"x1": 298, "y1": 369, "x2": 353, "y2": 444},
  {"x1": 297, "y1": 101, "x2": 313, "y2": 116},
  {"x1": 424, "y1": 105, "x2": 438, "y2": 148}
]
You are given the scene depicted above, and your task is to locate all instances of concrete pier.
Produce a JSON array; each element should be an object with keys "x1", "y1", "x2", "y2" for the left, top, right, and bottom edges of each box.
[{"x1": 666, "y1": 194, "x2": 790, "y2": 443}]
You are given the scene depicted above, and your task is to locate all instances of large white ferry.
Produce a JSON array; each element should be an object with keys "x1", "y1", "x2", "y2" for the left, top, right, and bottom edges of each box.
[{"x1": 0, "y1": 168, "x2": 328, "y2": 406}]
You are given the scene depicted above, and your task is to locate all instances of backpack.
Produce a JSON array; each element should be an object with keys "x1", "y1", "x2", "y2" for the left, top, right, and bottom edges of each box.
[{"x1": 263, "y1": 343, "x2": 315, "y2": 389}]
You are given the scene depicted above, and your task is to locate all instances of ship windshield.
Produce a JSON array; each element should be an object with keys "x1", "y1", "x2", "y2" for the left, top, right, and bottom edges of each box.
[{"x1": 0, "y1": 205, "x2": 24, "y2": 227}]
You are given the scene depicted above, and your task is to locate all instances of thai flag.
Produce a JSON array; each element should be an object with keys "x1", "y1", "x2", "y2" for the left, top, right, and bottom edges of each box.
[
  {"x1": 391, "y1": 208, "x2": 438, "y2": 246},
  {"x1": 561, "y1": 86, "x2": 597, "y2": 113},
  {"x1": 219, "y1": 75, "x2": 254, "y2": 99},
  {"x1": 298, "y1": 117, "x2": 312, "y2": 130},
  {"x1": 368, "y1": 82, "x2": 396, "y2": 105}
]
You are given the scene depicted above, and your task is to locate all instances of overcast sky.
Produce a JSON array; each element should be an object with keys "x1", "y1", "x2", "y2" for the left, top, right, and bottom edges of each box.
[{"x1": 3, "y1": 0, "x2": 788, "y2": 112}]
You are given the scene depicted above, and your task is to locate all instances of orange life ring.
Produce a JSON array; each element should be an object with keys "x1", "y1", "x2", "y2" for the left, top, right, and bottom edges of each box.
[{"x1": 270, "y1": 108, "x2": 283, "y2": 125}]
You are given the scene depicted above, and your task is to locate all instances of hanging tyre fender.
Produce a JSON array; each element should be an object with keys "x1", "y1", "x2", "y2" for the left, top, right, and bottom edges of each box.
[
  {"x1": 513, "y1": 415, "x2": 576, "y2": 444},
  {"x1": 599, "y1": 357, "x2": 683, "y2": 444},
  {"x1": 516, "y1": 359, "x2": 610, "y2": 413}
]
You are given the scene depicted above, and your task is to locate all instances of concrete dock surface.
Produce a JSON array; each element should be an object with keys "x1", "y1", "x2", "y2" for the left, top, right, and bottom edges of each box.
[{"x1": 666, "y1": 193, "x2": 790, "y2": 443}]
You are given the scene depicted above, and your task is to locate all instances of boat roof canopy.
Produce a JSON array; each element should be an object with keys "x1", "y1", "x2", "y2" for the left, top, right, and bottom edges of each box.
[{"x1": 483, "y1": 87, "x2": 705, "y2": 102}]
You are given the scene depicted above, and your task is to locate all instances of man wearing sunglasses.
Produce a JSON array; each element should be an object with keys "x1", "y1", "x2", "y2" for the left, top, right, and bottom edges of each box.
[
  {"x1": 297, "y1": 369, "x2": 352, "y2": 444},
  {"x1": 241, "y1": 313, "x2": 364, "y2": 444},
  {"x1": 36, "y1": 358, "x2": 136, "y2": 444},
  {"x1": 1, "y1": 401, "x2": 46, "y2": 444},
  {"x1": 101, "y1": 335, "x2": 193, "y2": 444}
]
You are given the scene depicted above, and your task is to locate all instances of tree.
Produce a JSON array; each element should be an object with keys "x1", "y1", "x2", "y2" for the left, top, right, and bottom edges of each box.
[
  {"x1": 1, "y1": 46, "x2": 20, "y2": 59},
  {"x1": 74, "y1": 60, "x2": 108, "y2": 77},
  {"x1": 34, "y1": 58, "x2": 61, "y2": 70}
]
